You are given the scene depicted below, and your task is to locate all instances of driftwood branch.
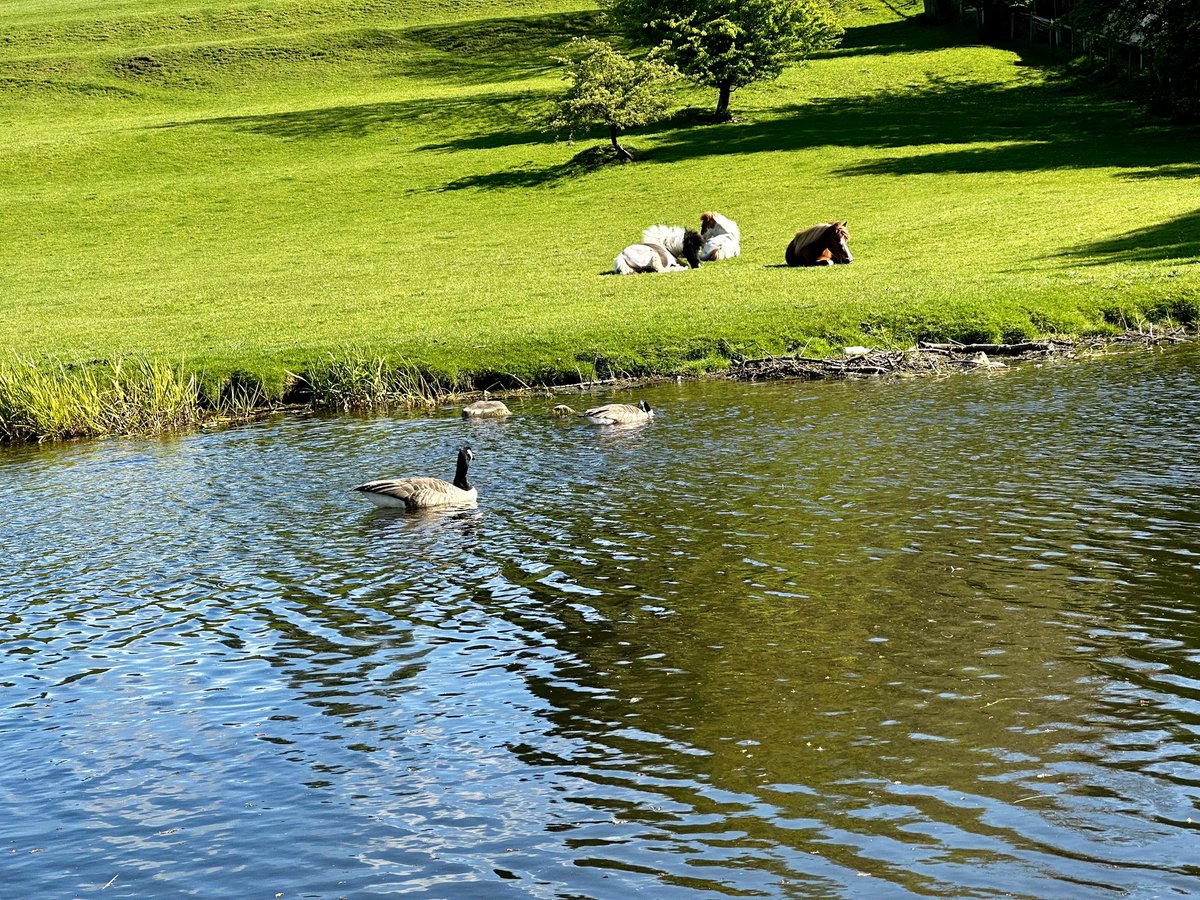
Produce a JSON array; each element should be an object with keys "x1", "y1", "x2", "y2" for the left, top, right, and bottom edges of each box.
[{"x1": 917, "y1": 340, "x2": 1070, "y2": 355}]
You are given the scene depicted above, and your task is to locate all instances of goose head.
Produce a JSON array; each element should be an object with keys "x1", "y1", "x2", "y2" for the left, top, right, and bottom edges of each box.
[{"x1": 453, "y1": 445, "x2": 475, "y2": 490}]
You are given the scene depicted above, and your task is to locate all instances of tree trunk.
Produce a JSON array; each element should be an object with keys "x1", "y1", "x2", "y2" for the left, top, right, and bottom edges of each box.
[
  {"x1": 922, "y1": 0, "x2": 955, "y2": 21},
  {"x1": 610, "y1": 125, "x2": 634, "y2": 163},
  {"x1": 978, "y1": 0, "x2": 1014, "y2": 43},
  {"x1": 716, "y1": 82, "x2": 733, "y2": 118}
]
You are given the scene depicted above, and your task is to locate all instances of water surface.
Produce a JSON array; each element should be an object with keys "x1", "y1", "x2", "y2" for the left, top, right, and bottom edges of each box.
[{"x1": 2, "y1": 347, "x2": 1199, "y2": 897}]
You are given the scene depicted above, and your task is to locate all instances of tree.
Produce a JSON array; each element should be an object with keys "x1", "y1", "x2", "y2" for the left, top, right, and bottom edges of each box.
[
  {"x1": 548, "y1": 38, "x2": 679, "y2": 163},
  {"x1": 1069, "y1": 0, "x2": 1200, "y2": 120},
  {"x1": 608, "y1": 0, "x2": 843, "y2": 118}
]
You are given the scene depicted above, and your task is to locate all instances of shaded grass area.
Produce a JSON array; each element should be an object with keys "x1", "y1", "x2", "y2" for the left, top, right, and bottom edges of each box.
[
  {"x1": 1, "y1": 0, "x2": 1197, "y2": 440},
  {"x1": 1068, "y1": 208, "x2": 1200, "y2": 267}
]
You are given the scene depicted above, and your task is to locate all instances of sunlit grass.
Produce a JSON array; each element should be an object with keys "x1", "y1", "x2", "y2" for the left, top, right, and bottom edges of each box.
[{"x1": 1, "y1": 0, "x2": 1196, "y2": 440}]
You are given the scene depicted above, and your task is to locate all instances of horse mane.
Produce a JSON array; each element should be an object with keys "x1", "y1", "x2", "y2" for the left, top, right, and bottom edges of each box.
[
  {"x1": 790, "y1": 223, "x2": 833, "y2": 251},
  {"x1": 642, "y1": 224, "x2": 687, "y2": 256}
]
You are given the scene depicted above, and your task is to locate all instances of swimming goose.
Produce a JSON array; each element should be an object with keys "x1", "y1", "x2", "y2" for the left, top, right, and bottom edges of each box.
[
  {"x1": 578, "y1": 400, "x2": 654, "y2": 426},
  {"x1": 354, "y1": 446, "x2": 478, "y2": 509},
  {"x1": 462, "y1": 399, "x2": 511, "y2": 418}
]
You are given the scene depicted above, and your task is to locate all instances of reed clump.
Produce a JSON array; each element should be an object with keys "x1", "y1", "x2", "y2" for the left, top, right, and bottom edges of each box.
[
  {"x1": 0, "y1": 356, "x2": 209, "y2": 443},
  {"x1": 292, "y1": 351, "x2": 457, "y2": 411},
  {"x1": 0, "y1": 350, "x2": 475, "y2": 443}
]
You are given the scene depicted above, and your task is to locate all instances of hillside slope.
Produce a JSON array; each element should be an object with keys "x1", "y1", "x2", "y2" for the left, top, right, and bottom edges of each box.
[{"x1": 2, "y1": 0, "x2": 1196, "y2": 386}]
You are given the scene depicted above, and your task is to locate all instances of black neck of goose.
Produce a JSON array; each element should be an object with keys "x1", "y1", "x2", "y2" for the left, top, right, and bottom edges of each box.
[{"x1": 454, "y1": 454, "x2": 472, "y2": 491}]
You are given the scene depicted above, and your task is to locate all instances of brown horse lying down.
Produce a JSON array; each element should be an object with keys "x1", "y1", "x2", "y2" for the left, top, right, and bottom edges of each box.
[{"x1": 785, "y1": 221, "x2": 852, "y2": 266}]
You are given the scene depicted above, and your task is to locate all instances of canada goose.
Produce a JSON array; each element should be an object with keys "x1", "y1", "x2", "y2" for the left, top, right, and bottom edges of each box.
[
  {"x1": 354, "y1": 446, "x2": 478, "y2": 510},
  {"x1": 551, "y1": 404, "x2": 576, "y2": 417},
  {"x1": 462, "y1": 399, "x2": 511, "y2": 418},
  {"x1": 578, "y1": 400, "x2": 654, "y2": 426}
]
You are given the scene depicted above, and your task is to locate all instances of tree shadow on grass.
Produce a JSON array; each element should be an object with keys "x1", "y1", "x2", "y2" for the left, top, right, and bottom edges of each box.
[
  {"x1": 417, "y1": 127, "x2": 550, "y2": 153},
  {"x1": 435, "y1": 74, "x2": 1196, "y2": 193},
  {"x1": 1064, "y1": 209, "x2": 1200, "y2": 266},
  {"x1": 437, "y1": 145, "x2": 625, "y2": 192},
  {"x1": 811, "y1": 17, "x2": 965, "y2": 59},
  {"x1": 152, "y1": 93, "x2": 535, "y2": 140},
  {"x1": 405, "y1": 11, "x2": 606, "y2": 59},
  {"x1": 1118, "y1": 164, "x2": 1200, "y2": 181},
  {"x1": 383, "y1": 11, "x2": 609, "y2": 87},
  {"x1": 643, "y1": 76, "x2": 1195, "y2": 177}
]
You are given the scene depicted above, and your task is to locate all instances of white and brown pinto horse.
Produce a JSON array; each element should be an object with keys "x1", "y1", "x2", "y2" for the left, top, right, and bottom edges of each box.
[
  {"x1": 614, "y1": 226, "x2": 702, "y2": 275},
  {"x1": 785, "y1": 221, "x2": 852, "y2": 267},
  {"x1": 699, "y1": 211, "x2": 741, "y2": 261}
]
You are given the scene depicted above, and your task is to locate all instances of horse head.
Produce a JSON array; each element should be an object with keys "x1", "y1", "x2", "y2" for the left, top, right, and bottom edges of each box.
[
  {"x1": 829, "y1": 221, "x2": 852, "y2": 264},
  {"x1": 681, "y1": 229, "x2": 703, "y2": 269}
]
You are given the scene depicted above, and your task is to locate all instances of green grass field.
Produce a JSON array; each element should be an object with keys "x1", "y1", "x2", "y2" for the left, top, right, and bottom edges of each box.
[{"x1": 2, "y1": 0, "x2": 1198, "y2": 410}]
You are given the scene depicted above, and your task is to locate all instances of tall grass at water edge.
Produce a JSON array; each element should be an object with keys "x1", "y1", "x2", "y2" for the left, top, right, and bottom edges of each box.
[
  {"x1": 0, "y1": 357, "x2": 210, "y2": 443},
  {"x1": 0, "y1": 351, "x2": 463, "y2": 442},
  {"x1": 292, "y1": 351, "x2": 462, "y2": 410}
]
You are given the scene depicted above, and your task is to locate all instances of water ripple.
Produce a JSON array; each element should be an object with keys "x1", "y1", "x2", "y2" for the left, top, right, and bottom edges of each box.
[{"x1": 1, "y1": 347, "x2": 1199, "y2": 896}]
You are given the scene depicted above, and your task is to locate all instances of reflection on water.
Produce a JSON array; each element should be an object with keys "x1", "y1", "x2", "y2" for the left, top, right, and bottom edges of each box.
[{"x1": 2, "y1": 347, "x2": 1199, "y2": 897}]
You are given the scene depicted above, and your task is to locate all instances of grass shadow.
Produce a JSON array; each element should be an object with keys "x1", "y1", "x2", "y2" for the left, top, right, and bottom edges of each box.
[
  {"x1": 1118, "y1": 164, "x2": 1200, "y2": 181},
  {"x1": 1066, "y1": 209, "x2": 1200, "y2": 266},
  {"x1": 813, "y1": 17, "x2": 962, "y2": 59},
  {"x1": 153, "y1": 93, "x2": 535, "y2": 140},
  {"x1": 644, "y1": 75, "x2": 1196, "y2": 178},
  {"x1": 406, "y1": 11, "x2": 606, "y2": 57},
  {"x1": 430, "y1": 71, "x2": 1196, "y2": 191},
  {"x1": 437, "y1": 144, "x2": 627, "y2": 192},
  {"x1": 395, "y1": 11, "x2": 610, "y2": 86}
]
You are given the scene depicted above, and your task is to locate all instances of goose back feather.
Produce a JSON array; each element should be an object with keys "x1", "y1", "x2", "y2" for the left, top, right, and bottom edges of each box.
[
  {"x1": 578, "y1": 400, "x2": 654, "y2": 426},
  {"x1": 354, "y1": 447, "x2": 477, "y2": 510},
  {"x1": 462, "y1": 400, "x2": 511, "y2": 418}
]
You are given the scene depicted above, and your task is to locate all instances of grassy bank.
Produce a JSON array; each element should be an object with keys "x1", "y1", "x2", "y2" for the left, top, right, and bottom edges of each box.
[{"x1": 2, "y1": 0, "x2": 1197, "y2": 439}]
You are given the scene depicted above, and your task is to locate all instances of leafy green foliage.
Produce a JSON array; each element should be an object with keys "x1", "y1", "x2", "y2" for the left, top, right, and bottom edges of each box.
[
  {"x1": 607, "y1": 0, "x2": 842, "y2": 113},
  {"x1": 1070, "y1": 0, "x2": 1200, "y2": 119},
  {"x1": 548, "y1": 37, "x2": 678, "y2": 160}
]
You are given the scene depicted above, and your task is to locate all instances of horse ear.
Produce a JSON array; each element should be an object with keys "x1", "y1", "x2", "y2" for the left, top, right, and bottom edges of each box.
[{"x1": 842, "y1": 220, "x2": 848, "y2": 227}]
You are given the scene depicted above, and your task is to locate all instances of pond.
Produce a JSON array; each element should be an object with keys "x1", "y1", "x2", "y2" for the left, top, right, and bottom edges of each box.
[{"x1": 2, "y1": 347, "x2": 1198, "y2": 897}]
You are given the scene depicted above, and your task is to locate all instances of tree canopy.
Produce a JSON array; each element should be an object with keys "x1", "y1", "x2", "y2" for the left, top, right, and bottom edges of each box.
[
  {"x1": 607, "y1": 0, "x2": 843, "y2": 116},
  {"x1": 1069, "y1": 0, "x2": 1200, "y2": 120},
  {"x1": 548, "y1": 38, "x2": 679, "y2": 162}
]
